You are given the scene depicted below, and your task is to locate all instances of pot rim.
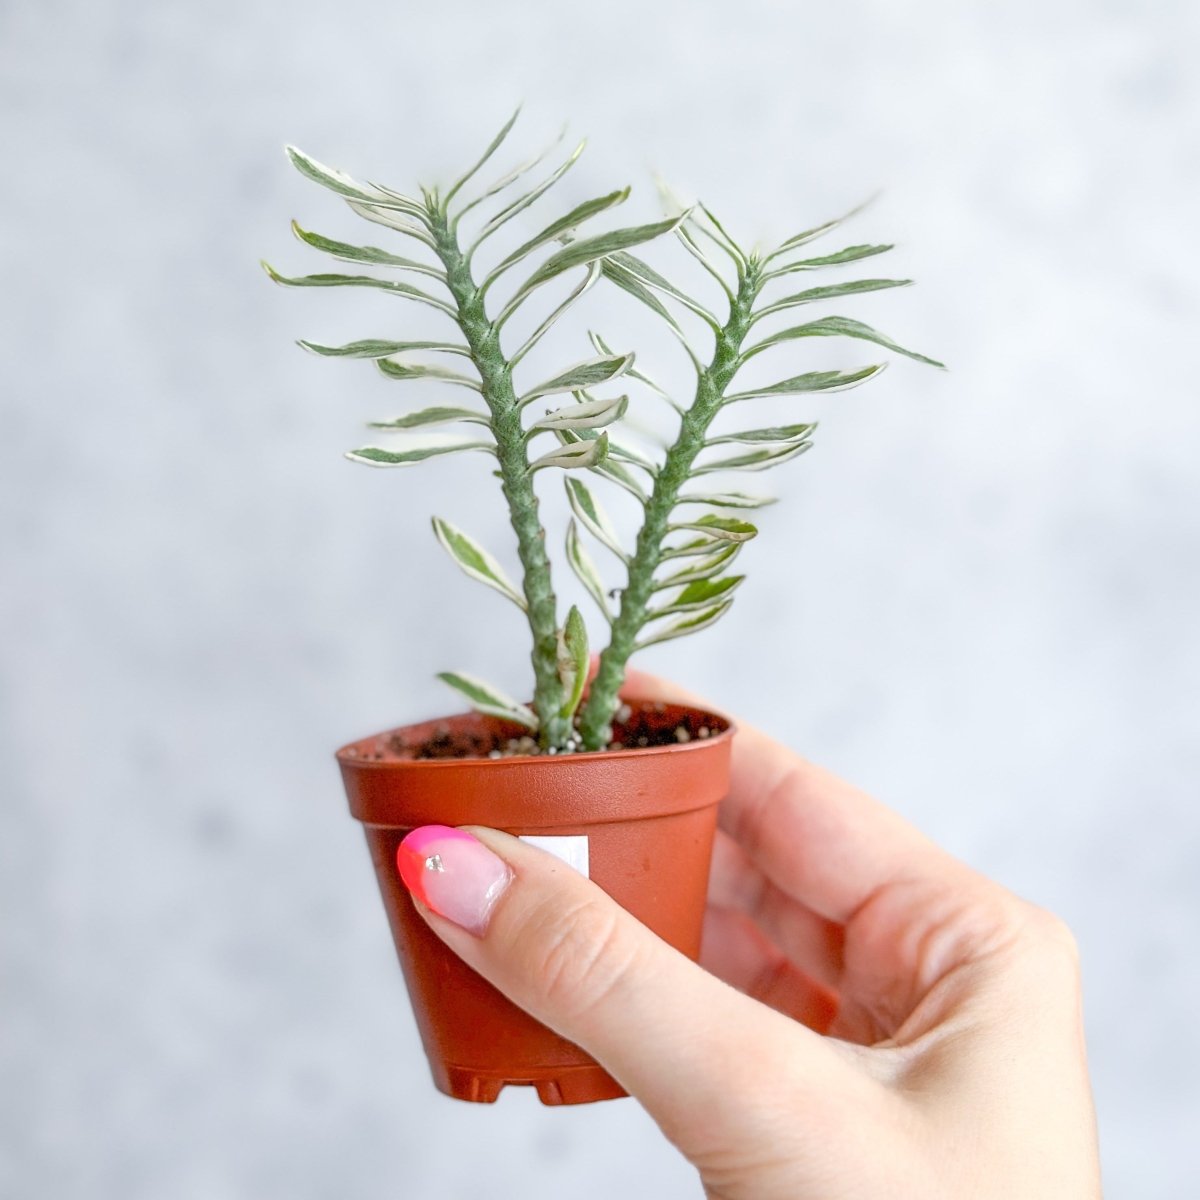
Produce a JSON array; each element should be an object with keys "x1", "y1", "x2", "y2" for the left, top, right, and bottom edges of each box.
[{"x1": 335, "y1": 696, "x2": 736, "y2": 771}]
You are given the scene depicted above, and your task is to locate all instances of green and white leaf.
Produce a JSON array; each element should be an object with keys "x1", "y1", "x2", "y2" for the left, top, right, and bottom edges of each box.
[
  {"x1": 290, "y1": 222, "x2": 445, "y2": 280},
  {"x1": 752, "y1": 279, "x2": 912, "y2": 323},
  {"x1": 552, "y1": 428, "x2": 652, "y2": 498},
  {"x1": 529, "y1": 393, "x2": 628, "y2": 433},
  {"x1": 343, "y1": 200, "x2": 438, "y2": 247},
  {"x1": 562, "y1": 413, "x2": 658, "y2": 474},
  {"x1": 741, "y1": 315, "x2": 945, "y2": 368},
  {"x1": 707, "y1": 421, "x2": 817, "y2": 445},
  {"x1": 500, "y1": 214, "x2": 687, "y2": 322},
  {"x1": 636, "y1": 599, "x2": 735, "y2": 650},
  {"x1": 431, "y1": 516, "x2": 526, "y2": 609},
  {"x1": 606, "y1": 252, "x2": 720, "y2": 330},
  {"x1": 653, "y1": 542, "x2": 743, "y2": 589},
  {"x1": 483, "y1": 188, "x2": 631, "y2": 289},
  {"x1": 694, "y1": 441, "x2": 813, "y2": 474},
  {"x1": 528, "y1": 432, "x2": 609, "y2": 473},
  {"x1": 565, "y1": 476, "x2": 627, "y2": 560},
  {"x1": 672, "y1": 490, "x2": 777, "y2": 509},
  {"x1": 368, "y1": 406, "x2": 490, "y2": 430},
  {"x1": 696, "y1": 203, "x2": 747, "y2": 268},
  {"x1": 376, "y1": 358, "x2": 482, "y2": 390},
  {"x1": 455, "y1": 125, "x2": 566, "y2": 221},
  {"x1": 653, "y1": 574, "x2": 745, "y2": 615},
  {"x1": 565, "y1": 519, "x2": 612, "y2": 620},
  {"x1": 285, "y1": 145, "x2": 427, "y2": 218},
  {"x1": 520, "y1": 353, "x2": 634, "y2": 405},
  {"x1": 436, "y1": 670, "x2": 538, "y2": 730},
  {"x1": 764, "y1": 243, "x2": 893, "y2": 280},
  {"x1": 345, "y1": 442, "x2": 493, "y2": 467},
  {"x1": 556, "y1": 605, "x2": 589, "y2": 720},
  {"x1": 297, "y1": 338, "x2": 471, "y2": 359},
  {"x1": 508, "y1": 261, "x2": 602, "y2": 370},
  {"x1": 670, "y1": 514, "x2": 758, "y2": 543},
  {"x1": 725, "y1": 364, "x2": 886, "y2": 403},
  {"x1": 766, "y1": 197, "x2": 875, "y2": 260},
  {"x1": 588, "y1": 331, "x2": 677, "y2": 407},
  {"x1": 444, "y1": 107, "x2": 522, "y2": 207},
  {"x1": 471, "y1": 140, "x2": 586, "y2": 251},
  {"x1": 598, "y1": 259, "x2": 684, "y2": 333},
  {"x1": 261, "y1": 262, "x2": 455, "y2": 317}
]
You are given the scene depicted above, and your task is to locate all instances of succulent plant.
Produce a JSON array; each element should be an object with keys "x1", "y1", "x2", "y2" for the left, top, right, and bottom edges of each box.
[{"x1": 265, "y1": 112, "x2": 942, "y2": 752}]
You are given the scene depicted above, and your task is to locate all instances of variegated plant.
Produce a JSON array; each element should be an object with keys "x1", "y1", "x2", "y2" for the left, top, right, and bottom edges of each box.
[{"x1": 265, "y1": 112, "x2": 942, "y2": 753}]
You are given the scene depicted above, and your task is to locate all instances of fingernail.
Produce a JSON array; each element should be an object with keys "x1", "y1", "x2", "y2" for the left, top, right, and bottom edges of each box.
[{"x1": 396, "y1": 825, "x2": 513, "y2": 936}]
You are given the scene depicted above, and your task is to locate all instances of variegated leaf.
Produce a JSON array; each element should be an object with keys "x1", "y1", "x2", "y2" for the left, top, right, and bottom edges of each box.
[
  {"x1": 753, "y1": 279, "x2": 912, "y2": 323},
  {"x1": 636, "y1": 599, "x2": 735, "y2": 650},
  {"x1": 529, "y1": 393, "x2": 628, "y2": 433},
  {"x1": 694, "y1": 442, "x2": 813, "y2": 474},
  {"x1": 501, "y1": 214, "x2": 687, "y2": 321},
  {"x1": 556, "y1": 605, "x2": 589, "y2": 720},
  {"x1": 345, "y1": 442, "x2": 493, "y2": 467},
  {"x1": 653, "y1": 574, "x2": 745, "y2": 615},
  {"x1": 483, "y1": 189, "x2": 631, "y2": 288},
  {"x1": 290, "y1": 221, "x2": 445, "y2": 279},
  {"x1": 261, "y1": 262, "x2": 456, "y2": 317},
  {"x1": 707, "y1": 422, "x2": 817, "y2": 445},
  {"x1": 653, "y1": 542, "x2": 743, "y2": 589},
  {"x1": 520, "y1": 354, "x2": 633, "y2": 405},
  {"x1": 344, "y1": 199, "x2": 437, "y2": 247},
  {"x1": 670, "y1": 515, "x2": 758, "y2": 543},
  {"x1": 297, "y1": 338, "x2": 471, "y2": 359},
  {"x1": 565, "y1": 477, "x2": 627, "y2": 560},
  {"x1": 672, "y1": 491, "x2": 777, "y2": 510},
  {"x1": 766, "y1": 198, "x2": 876, "y2": 259},
  {"x1": 607, "y1": 251, "x2": 720, "y2": 329},
  {"x1": 436, "y1": 670, "x2": 538, "y2": 730},
  {"x1": 368, "y1": 407, "x2": 490, "y2": 430},
  {"x1": 444, "y1": 107, "x2": 522, "y2": 207},
  {"x1": 431, "y1": 516, "x2": 526, "y2": 609},
  {"x1": 598, "y1": 258, "x2": 684, "y2": 333},
  {"x1": 566, "y1": 519, "x2": 612, "y2": 620},
  {"x1": 285, "y1": 145, "x2": 427, "y2": 218},
  {"x1": 528, "y1": 432, "x2": 609, "y2": 473},
  {"x1": 376, "y1": 358, "x2": 482, "y2": 390},
  {"x1": 764, "y1": 244, "x2": 893, "y2": 280},
  {"x1": 509, "y1": 262, "x2": 602, "y2": 370},
  {"x1": 471, "y1": 141, "x2": 586, "y2": 250},
  {"x1": 456, "y1": 126, "x2": 566, "y2": 220},
  {"x1": 724, "y1": 364, "x2": 886, "y2": 403},
  {"x1": 742, "y1": 315, "x2": 944, "y2": 368},
  {"x1": 588, "y1": 331, "x2": 675, "y2": 402},
  {"x1": 553, "y1": 429, "x2": 649, "y2": 502}
]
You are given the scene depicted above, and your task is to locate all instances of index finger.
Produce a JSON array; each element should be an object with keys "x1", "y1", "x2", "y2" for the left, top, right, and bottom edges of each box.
[{"x1": 617, "y1": 666, "x2": 971, "y2": 925}]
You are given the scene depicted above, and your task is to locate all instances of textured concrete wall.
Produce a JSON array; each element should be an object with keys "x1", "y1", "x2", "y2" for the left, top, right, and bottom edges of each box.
[{"x1": 2, "y1": 1, "x2": 1198, "y2": 1195}]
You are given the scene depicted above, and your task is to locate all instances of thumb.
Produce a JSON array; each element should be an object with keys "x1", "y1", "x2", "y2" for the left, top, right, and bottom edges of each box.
[{"x1": 397, "y1": 824, "x2": 847, "y2": 1147}]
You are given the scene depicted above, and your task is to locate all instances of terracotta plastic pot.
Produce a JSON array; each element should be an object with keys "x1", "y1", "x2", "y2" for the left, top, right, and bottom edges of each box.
[{"x1": 336, "y1": 697, "x2": 734, "y2": 1105}]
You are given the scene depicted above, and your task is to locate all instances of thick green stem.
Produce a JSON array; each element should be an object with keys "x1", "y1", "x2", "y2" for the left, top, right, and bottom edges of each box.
[
  {"x1": 429, "y1": 214, "x2": 570, "y2": 748},
  {"x1": 578, "y1": 270, "x2": 761, "y2": 749}
]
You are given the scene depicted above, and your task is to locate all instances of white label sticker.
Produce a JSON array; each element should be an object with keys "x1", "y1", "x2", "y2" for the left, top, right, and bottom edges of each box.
[{"x1": 519, "y1": 835, "x2": 590, "y2": 878}]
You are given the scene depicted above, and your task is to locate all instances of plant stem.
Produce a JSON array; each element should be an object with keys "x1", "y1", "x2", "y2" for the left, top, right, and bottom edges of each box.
[
  {"x1": 578, "y1": 266, "x2": 761, "y2": 749},
  {"x1": 428, "y1": 211, "x2": 570, "y2": 748}
]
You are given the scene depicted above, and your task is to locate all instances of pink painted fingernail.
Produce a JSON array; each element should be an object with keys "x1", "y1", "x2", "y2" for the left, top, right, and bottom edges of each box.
[{"x1": 396, "y1": 825, "x2": 513, "y2": 936}]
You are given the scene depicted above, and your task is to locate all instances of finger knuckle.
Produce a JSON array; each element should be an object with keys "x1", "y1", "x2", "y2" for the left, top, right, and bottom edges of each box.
[{"x1": 532, "y1": 897, "x2": 639, "y2": 1021}]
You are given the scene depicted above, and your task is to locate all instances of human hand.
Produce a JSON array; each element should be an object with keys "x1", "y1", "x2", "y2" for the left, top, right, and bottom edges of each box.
[{"x1": 397, "y1": 669, "x2": 1101, "y2": 1199}]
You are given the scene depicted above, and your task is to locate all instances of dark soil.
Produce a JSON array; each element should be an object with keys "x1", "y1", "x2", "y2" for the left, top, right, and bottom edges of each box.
[{"x1": 349, "y1": 700, "x2": 729, "y2": 762}]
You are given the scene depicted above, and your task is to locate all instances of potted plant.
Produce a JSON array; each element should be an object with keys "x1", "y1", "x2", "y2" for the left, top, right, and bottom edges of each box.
[{"x1": 264, "y1": 112, "x2": 941, "y2": 1105}]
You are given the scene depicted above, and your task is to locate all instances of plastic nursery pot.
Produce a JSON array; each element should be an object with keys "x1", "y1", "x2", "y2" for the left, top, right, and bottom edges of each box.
[{"x1": 336, "y1": 697, "x2": 734, "y2": 1106}]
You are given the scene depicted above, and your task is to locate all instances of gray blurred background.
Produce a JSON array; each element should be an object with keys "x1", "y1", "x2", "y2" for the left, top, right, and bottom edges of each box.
[{"x1": 2, "y1": 0, "x2": 1198, "y2": 1195}]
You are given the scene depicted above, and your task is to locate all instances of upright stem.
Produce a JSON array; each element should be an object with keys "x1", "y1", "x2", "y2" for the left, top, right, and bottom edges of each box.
[
  {"x1": 578, "y1": 267, "x2": 762, "y2": 749},
  {"x1": 428, "y1": 212, "x2": 570, "y2": 748}
]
